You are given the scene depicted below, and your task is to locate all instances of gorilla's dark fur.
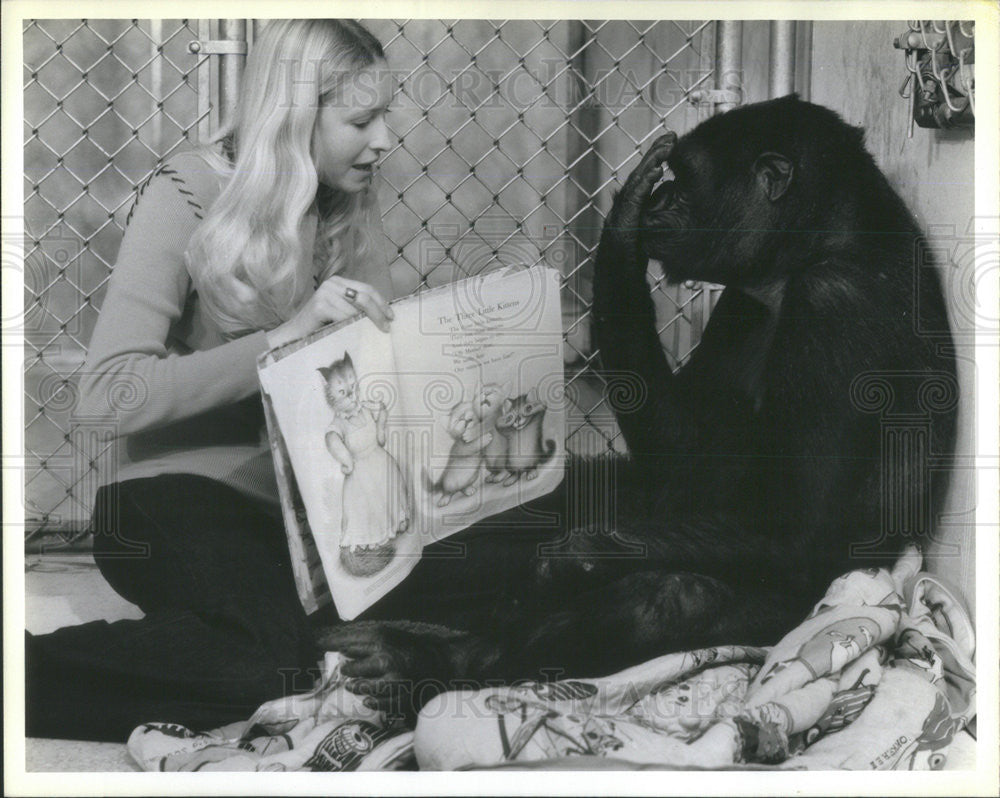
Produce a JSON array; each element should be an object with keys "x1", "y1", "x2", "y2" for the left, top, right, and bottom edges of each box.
[{"x1": 317, "y1": 96, "x2": 958, "y2": 717}]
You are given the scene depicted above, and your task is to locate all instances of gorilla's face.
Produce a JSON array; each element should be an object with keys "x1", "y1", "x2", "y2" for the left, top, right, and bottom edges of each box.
[
  {"x1": 636, "y1": 132, "x2": 791, "y2": 287},
  {"x1": 640, "y1": 177, "x2": 684, "y2": 238},
  {"x1": 636, "y1": 141, "x2": 725, "y2": 283},
  {"x1": 639, "y1": 177, "x2": 687, "y2": 255}
]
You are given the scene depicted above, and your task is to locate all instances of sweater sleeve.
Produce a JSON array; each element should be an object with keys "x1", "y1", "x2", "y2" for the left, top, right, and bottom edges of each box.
[{"x1": 78, "y1": 154, "x2": 270, "y2": 436}]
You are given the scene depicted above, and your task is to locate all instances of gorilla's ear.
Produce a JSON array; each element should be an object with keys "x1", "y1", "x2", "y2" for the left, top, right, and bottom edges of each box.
[{"x1": 753, "y1": 152, "x2": 794, "y2": 202}]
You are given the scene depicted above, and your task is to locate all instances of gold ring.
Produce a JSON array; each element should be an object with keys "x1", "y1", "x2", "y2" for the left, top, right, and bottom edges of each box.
[{"x1": 344, "y1": 287, "x2": 358, "y2": 302}]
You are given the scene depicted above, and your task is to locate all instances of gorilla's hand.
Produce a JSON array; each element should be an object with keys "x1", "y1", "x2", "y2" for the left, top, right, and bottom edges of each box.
[
  {"x1": 316, "y1": 620, "x2": 484, "y2": 723},
  {"x1": 604, "y1": 132, "x2": 677, "y2": 257},
  {"x1": 592, "y1": 132, "x2": 677, "y2": 319}
]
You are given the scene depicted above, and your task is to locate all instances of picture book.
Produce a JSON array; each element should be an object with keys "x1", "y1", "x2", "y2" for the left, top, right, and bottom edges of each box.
[{"x1": 258, "y1": 265, "x2": 566, "y2": 619}]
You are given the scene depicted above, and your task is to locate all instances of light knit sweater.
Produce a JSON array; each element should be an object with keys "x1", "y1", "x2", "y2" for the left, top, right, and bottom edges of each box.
[{"x1": 79, "y1": 150, "x2": 395, "y2": 508}]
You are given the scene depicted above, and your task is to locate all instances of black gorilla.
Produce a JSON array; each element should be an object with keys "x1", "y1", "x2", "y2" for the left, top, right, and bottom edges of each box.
[{"x1": 318, "y1": 96, "x2": 958, "y2": 715}]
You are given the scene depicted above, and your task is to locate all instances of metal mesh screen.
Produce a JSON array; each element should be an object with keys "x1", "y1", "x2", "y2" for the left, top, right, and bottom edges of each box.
[
  {"x1": 22, "y1": 18, "x2": 721, "y2": 542},
  {"x1": 22, "y1": 19, "x2": 212, "y2": 540}
]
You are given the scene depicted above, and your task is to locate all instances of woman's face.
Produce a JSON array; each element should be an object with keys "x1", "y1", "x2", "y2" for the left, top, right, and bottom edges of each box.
[{"x1": 312, "y1": 62, "x2": 393, "y2": 193}]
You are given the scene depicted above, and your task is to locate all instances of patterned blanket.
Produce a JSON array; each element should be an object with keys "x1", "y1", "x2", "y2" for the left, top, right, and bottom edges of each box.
[{"x1": 128, "y1": 547, "x2": 975, "y2": 772}]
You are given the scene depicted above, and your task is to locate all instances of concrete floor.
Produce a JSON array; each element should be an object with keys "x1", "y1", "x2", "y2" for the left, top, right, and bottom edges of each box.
[
  {"x1": 24, "y1": 553, "x2": 142, "y2": 772},
  {"x1": 26, "y1": 552, "x2": 143, "y2": 635}
]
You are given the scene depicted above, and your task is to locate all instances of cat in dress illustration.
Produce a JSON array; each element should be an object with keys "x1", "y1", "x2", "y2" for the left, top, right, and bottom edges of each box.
[{"x1": 319, "y1": 353, "x2": 410, "y2": 577}]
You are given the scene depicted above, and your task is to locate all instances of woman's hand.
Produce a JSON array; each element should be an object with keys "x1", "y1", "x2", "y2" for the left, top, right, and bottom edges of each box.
[{"x1": 267, "y1": 276, "x2": 394, "y2": 348}]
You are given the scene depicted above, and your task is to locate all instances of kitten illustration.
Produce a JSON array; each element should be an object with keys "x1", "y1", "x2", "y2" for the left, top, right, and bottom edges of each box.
[
  {"x1": 319, "y1": 352, "x2": 409, "y2": 578},
  {"x1": 423, "y1": 398, "x2": 493, "y2": 507},
  {"x1": 473, "y1": 381, "x2": 512, "y2": 484},
  {"x1": 495, "y1": 387, "x2": 556, "y2": 486}
]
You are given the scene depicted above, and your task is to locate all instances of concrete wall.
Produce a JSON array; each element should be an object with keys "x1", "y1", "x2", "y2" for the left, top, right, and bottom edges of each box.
[{"x1": 809, "y1": 21, "x2": 977, "y2": 616}]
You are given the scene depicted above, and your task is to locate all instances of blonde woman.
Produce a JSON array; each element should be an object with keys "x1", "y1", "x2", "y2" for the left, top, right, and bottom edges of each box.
[{"x1": 26, "y1": 19, "x2": 396, "y2": 742}]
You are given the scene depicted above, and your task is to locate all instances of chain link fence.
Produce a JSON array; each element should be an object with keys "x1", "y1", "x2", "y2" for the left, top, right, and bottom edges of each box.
[
  {"x1": 22, "y1": 18, "x2": 723, "y2": 544},
  {"x1": 22, "y1": 19, "x2": 215, "y2": 541}
]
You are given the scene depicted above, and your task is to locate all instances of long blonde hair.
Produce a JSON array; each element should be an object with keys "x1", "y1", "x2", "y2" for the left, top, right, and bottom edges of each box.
[{"x1": 187, "y1": 19, "x2": 387, "y2": 335}]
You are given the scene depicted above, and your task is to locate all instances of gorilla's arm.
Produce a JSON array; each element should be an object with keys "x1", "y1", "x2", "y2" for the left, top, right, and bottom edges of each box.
[{"x1": 590, "y1": 134, "x2": 700, "y2": 461}]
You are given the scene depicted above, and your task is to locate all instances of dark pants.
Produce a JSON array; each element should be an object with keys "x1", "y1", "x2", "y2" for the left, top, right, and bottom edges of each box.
[{"x1": 26, "y1": 475, "x2": 316, "y2": 742}]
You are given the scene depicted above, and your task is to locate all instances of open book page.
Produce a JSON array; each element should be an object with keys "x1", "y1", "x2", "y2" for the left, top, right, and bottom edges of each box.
[
  {"x1": 258, "y1": 316, "x2": 422, "y2": 620},
  {"x1": 389, "y1": 265, "x2": 566, "y2": 544}
]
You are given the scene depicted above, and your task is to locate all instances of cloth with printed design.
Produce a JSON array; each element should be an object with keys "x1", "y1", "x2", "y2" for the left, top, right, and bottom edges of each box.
[{"x1": 128, "y1": 546, "x2": 975, "y2": 771}]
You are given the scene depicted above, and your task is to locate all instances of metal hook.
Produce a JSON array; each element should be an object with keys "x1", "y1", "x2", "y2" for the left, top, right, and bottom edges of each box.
[
  {"x1": 957, "y1": 49, "x2": 975, "y2": 114},
  {"x1": 899, "y1": 72, "x2": 913, "y2": 99}
]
